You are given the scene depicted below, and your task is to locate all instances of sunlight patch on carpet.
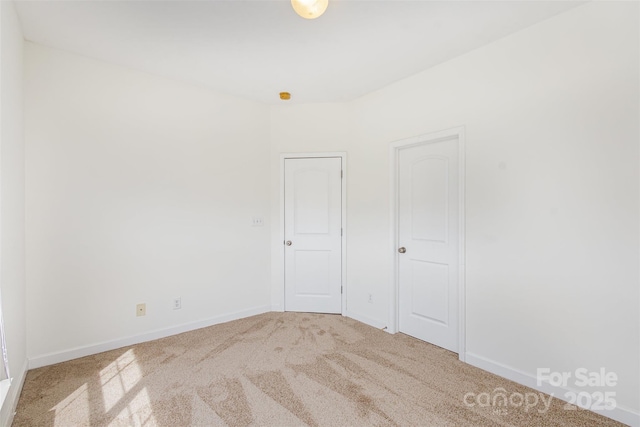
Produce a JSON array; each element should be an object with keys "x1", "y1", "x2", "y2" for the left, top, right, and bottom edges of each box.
[
  {"x1": 115, "y1": 386, "x2": 157, "y2": 426},
  {"x1": 50, "y1": 383, "x2": 89, "y2": 425},
  {"x1": 99, "y1": 349, "x2": 142, "y2": 412}
]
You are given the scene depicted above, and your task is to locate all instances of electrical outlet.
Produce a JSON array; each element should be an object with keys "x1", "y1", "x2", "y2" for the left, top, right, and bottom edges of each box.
[
  {"x1": 368, "y1": 293, "x2": 373, "y2": 304},
  {"x1": 251, "y1": 216, "x2": 264, "y2": 227},
  {"x1": 136, "y1": 303, "x2": 146, "y2": 316},
  {"x1": 173, "y1": 298, "x2": 181, "y2": 310}
]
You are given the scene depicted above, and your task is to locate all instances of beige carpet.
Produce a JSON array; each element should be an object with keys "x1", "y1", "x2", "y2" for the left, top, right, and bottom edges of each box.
[{"x1": 13, "y1": 312, "x2": 622, "y2": 426}]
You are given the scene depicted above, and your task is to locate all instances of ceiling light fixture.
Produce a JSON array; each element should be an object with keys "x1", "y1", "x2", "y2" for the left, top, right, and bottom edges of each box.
[
  {"x1": 291, "y1": 0, "x2": 329, "y2": 19},
  {"x1": 280, "y1": 92, "x2": 291, "y2": 100}
]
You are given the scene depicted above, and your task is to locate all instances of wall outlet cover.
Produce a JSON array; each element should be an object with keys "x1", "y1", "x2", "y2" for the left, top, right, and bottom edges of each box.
[{"x1": 136, "y1": 303, "x2": 146, "y2": 316}]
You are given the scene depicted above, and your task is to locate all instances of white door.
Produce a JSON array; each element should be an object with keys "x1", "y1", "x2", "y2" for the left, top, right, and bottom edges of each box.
[
  {"x1": 284, "y1": 157, "x2": 342, "y2": 313},
  {"x1": 398, "y1": 138, "x2": 459, "y2": 352}
]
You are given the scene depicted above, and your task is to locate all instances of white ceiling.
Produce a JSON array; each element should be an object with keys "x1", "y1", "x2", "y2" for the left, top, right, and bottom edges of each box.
[{"x1": 14, "y1": 1, "x2": 581, "y2": 104}]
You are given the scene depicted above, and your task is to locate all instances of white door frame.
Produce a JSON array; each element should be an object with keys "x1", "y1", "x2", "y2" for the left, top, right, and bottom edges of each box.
[
  {"x1": 278, "y1": 152, "x2": 347, "y2": 314},
  {"x1": 388, "y1": 127, "x2": 466, "y2": 361}
]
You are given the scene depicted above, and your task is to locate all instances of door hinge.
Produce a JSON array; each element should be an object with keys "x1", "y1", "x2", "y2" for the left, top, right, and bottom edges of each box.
[
  {"x1": 341, "y1": 285, "x2": 343, "y2": 294},
  {"x1": 341, "y1": 228, "x2": 343, "y2": 236}
]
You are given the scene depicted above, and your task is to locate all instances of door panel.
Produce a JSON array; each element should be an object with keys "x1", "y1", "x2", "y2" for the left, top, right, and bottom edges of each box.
[
  {"x1": 294, "y1": 250, "x2": 331, "y2": 296},
  {"x1": 285, "y1": 157, "x2": 342, "y2": 313},
  {"x1": 398, "y1": 138, "x2": 459, "y2": 352},
  {"x1": 294, "y1": 169, "x2": 331, "y2": 234},
  {"x1": 410, "y1": 260, "x2": 448, "y2": 325},
  {"x1": 411, "y1": 157, "x2": 448, "y2": 243}
]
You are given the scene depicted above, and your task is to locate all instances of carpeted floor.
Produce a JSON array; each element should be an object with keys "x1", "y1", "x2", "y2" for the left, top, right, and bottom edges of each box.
[{"x1": 13, "y1": 312, "x2": 622, "y2": 426}]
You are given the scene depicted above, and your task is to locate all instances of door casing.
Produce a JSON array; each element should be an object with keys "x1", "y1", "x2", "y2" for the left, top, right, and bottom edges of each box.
[
  {"x1": 277, "y1": 152, "x2": 347, "y2": 314},
  {"x1": 389, "y1": 128, "x2": 466, "y2": 361}
]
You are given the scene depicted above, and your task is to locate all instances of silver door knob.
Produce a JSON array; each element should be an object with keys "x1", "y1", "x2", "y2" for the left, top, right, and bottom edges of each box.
[
  {"x1": 285, "y1": 240, "x2": 292, "y2": 246},
  {"x1": 398, "y1": 247, "x2": 406, "y2": 253}
]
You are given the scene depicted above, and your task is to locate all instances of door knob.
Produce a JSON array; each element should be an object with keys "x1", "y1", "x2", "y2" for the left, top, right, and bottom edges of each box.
[
  {"x1": 285, "y1": 240, "x2": 292, "y2": 246},
  {"x1": 398, "y1": 247, "x2": 406, "y2": 254}
]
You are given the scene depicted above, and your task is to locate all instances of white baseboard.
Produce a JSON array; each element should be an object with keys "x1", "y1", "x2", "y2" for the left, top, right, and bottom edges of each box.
[
  {"x1": 466, "y1": 352, "x2": 640, "y2": 427},
  {"x1": 345, "y1": 310, "x2": 387, "y2": 330},
  {"x1": 0, "y1": 358, "x2": 28, "y2": 427},
  {"x1": 29, "y1": 305, "x2": 271, "y2": 370}
]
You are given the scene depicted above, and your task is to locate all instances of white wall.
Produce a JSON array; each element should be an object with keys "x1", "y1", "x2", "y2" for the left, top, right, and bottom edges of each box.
[
  {"x1": 25, "y1": 43, "x2": 271, "y2": 363},
  {"x1": 352, "y1": 0, "x2": 639, "y2": 419},
  {"x1": 0, "y1": 1, "x2": 26, "y2": 425},
  {"x1": 270, "y1": 1, "x2": 639, "y2": 422}
]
